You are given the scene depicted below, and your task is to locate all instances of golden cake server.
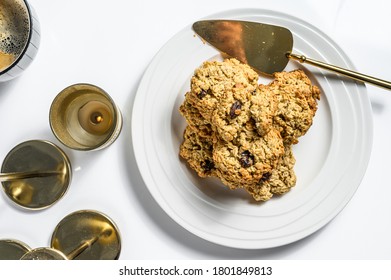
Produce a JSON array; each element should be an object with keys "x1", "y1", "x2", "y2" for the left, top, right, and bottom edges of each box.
[{"x1": 193, "y1": 20, "x2": 391, "y2": 90}]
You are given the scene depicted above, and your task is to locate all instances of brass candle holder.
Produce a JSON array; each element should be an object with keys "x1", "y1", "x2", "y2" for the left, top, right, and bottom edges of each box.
[
  {"x1": 2, "y1": 210, "x2": 121, "y2": 260},
  {"x1": 49, "y1": 84, "x2": 122, "y2": 151},
  {"x1": 0, "y1": 239, "x2": 31, "y2": 260},
  {"x1": 0, "y1": 140, "x2": 72, "y2": 210},
  {"x1": 20, "y1": 247, "x2": 68, "y2": 260},
  {"x1": 50, "y1": 210, "x2": 121, "y2": 260}
]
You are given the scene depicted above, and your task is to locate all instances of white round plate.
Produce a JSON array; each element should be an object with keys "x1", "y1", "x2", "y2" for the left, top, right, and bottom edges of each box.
[{"x1": 132, "y1": 9, "x2": 373, "y2": 249}]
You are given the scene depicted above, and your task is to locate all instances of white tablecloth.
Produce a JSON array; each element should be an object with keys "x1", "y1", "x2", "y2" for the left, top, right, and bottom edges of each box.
[{"x1": 1, "y1": 0, "x2": 390, "y2": 259}]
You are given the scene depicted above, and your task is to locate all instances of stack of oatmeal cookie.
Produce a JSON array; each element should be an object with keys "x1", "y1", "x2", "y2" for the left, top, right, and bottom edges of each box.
[{"x1": 179, "y1": 58, "x2": 320, "y2": 201}]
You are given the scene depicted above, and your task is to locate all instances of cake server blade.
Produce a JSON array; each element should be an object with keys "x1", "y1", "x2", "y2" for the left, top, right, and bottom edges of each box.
[{"x1": 193, "y1": 19, "x2": 391, "y2": 90}]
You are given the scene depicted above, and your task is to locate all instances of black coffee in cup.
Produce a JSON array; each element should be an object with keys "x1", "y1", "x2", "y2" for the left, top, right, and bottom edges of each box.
[{"x1": 0, "y1": 0, "x2": 30, "y2": 71}]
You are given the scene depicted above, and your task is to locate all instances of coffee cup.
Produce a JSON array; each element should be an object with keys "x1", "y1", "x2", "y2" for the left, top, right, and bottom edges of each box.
[{"x1": 0, "y1": 0, "x2": 40, "y2": 82}]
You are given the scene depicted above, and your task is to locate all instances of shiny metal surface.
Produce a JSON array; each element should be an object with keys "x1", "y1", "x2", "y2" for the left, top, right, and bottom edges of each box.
[
  {"x1": 20, "y1": 247, "x2": 67, "y2": 260},
  {"x1": 0, "y1": 239, "x2": 31, "y2": 260},
  {"x1": 49, "y1": 83, "x2": 122, "y2": 151},
  {"x1": 193, "y1": 20, "x2": 292, "y2": 75},
  {"x1": 193, "y1": 19, "x2": 391, "y2": 90},
  {"x1": 288, "y1": 53, "x2": 391, "y2": 90},
  {"x1": 1, "y1": 140, "x2": 72, "y2": 210},
  {"x1": 51, "y1": 210, "x2": 121, "y2": 260},
  {"x1": 0, "y1": 170, "x2": 62, "y2": 182}
]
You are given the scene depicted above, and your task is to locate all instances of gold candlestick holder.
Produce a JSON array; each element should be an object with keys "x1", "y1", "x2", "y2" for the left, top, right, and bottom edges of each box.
[
  {"x1": 1, "y1": 140, "x2": 72, "y2": 210},
  {"x1": 50, "y1": 210, "x2": 121, "y2": 260},
  {"x1": 4, "y1": 210, "x2": 121, "y2": 260},
  {"x1": 49, "y1": 84, "x2": 122, "y2": 151},
  {"x1": 20, "y1": 247, "x2": 68, "y2": 260},
  {"x1": 0, "y1": 239, "x2": 31, "y2": 260}
]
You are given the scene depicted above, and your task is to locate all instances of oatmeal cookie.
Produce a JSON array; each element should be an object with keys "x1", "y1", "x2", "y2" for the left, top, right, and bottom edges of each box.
[
  {"x1": 179, "y1": 98, "x2": 214, "y2": 139},
  {"x1": 186, "y1": 58, "x2": 258, "y2": 126},
  {"x1": 250, "y1": 84, "x2": 279, "y2": 136},
  {"x1": 213, "y1": 125, "x2": 284, "y2": 188},
  {"x1": 210, "y1": 82, "x2": 278, "y2": 142},
  {"x1": 245, "y1": 145, "x2": 296, "y2": 201},
  {"x1": 209, "y1": 85, "x2": 252, "y2": 142},
  {"x1": 186, "y1": 58, "x2": 276, "y2": 142},
  {"x1": 179, "y1": 59, "x2": 320, "y2": 202},
  {"x1": 179, "y1": 126, "x2": 216, "y2": 178},
  {"x1": 271, "y1": 70, "x2": 320, "y2": 144}
]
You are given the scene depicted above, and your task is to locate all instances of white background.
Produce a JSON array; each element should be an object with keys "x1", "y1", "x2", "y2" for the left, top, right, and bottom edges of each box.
[{"x1": 0, "y1": 0, "x2": 390, "y2": 259}]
